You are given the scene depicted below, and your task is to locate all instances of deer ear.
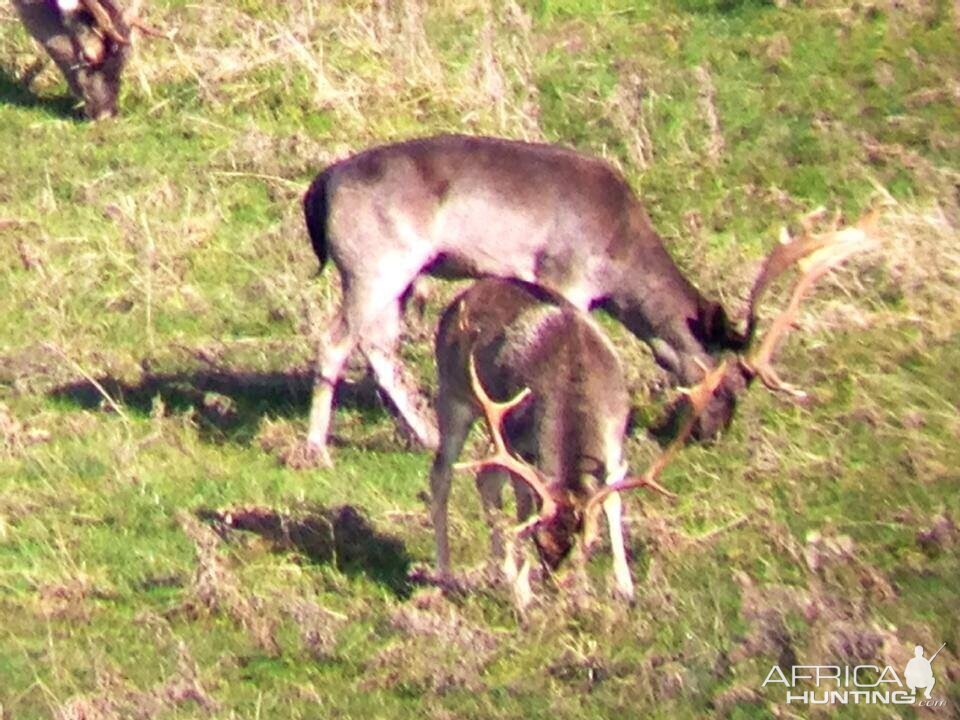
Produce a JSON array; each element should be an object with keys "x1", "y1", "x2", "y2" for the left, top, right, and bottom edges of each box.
[{"x1": 696, "y1": 301, "x2": 749, "y2": 351}]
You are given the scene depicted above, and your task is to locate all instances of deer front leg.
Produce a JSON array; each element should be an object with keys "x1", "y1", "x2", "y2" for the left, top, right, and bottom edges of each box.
[
  {"x1": 475, "y1": 468, "x2": 509, "y2": 581},
  {"x1": 506, "y1": 478, "x2": 537, "y2": 610},
  {"x1": 477, "y1": 470, "x2": 533, "y2": 608},
  {"x1": 429, "y1": 396, "x2": 474, "y2": 579},
  {"x1": 503, "y1": 532, "x2": 534, "y2": 611},
  {"x1": 602, "y1": 490, "x2": 635, "y2": 602}
]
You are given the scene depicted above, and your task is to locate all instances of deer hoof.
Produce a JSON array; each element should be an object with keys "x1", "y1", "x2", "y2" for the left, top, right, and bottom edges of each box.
[
  {"x1": 279, "y1": 441, "x2": 333, "y2": 470},
  {"x1": 612, "y1": 582, "x2": 636, "y2": 607}
]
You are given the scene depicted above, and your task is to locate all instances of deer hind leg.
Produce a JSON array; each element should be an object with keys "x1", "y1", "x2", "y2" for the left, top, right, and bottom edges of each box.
[
  {"x1": 360, "y1": 295, "x2": 439, "y2": 451},
  {"x1": 307, "y1": 268, "x2": 425, "y2": 463},
  {"x1": 429, "y1": 394, "x2": 475, "y2": 579},
  {"x1": 306, "y1": 311, "x2": 356, "y2": 465}
]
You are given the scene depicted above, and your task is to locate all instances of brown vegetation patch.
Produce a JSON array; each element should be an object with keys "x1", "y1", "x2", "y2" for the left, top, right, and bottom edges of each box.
[
  {"x1": 56, "y1": 641, "x2": 217, "y2": 720},
  {"x1": 174, "y1": 512, "x2": 280, "y2": 653},
  {"x1": 0, "y1": 402, "x2": 50, "y2": 456},
  {"x1": 364, "y1": 588, "x2": 500, "y2": 694}
]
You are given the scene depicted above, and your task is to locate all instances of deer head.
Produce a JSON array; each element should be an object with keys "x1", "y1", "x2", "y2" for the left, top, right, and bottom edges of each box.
[
  {"x1": 669, "y1": 208, "x2": 880, "y2": 440},
  {"x1": 12, "y1": 0, "x2": 166, "y2": 119}
]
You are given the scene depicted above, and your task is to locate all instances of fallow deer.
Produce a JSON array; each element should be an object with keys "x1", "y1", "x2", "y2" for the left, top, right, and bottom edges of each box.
[
  {"x1": 302, "y1": 134, "x2": 757, "y2": 466},
  {"x1": 429, "y1": 216, "x2": 876, "y2": 607},
  {"x1": 12, "y1": 0, "x2": 160, "y2": 119},
  {"x1": 429, "y1": 278, "x2": 645, "y2": 605}
]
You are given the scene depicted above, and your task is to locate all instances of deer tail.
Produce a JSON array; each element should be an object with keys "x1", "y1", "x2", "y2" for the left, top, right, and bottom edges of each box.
[{"x1": 302, "y1": 173, "x2": 330, "y2": 271}]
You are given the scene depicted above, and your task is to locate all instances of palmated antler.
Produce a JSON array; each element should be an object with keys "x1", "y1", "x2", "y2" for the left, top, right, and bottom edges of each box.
[
  {"x1": 740, "y1": 209, "x2": 879, "y2": 397},
  {"x1": 454, "y1": 353, "x2": 561, "y2": 538},
  {"x1": 582, "y1": 360, "x2": 729, "y2": 545}
]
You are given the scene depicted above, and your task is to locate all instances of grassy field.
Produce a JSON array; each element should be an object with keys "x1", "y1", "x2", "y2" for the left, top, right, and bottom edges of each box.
[{"x1": 1, "y1": 0, "x2": 959, "y2": 717}]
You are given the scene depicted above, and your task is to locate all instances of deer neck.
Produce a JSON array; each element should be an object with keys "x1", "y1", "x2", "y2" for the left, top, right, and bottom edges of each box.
[
  {"x1": 533, "y1": 371, "x2": 613, "y2": 500},
  {"x1": 604, "y1": 236, "x2": 718, "y2": 384}
]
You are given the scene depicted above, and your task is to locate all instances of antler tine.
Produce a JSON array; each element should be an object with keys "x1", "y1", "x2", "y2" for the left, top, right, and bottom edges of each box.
[
  {"x1": 465, "y1": 351, "x2": 531, "y2": 456},
  {"x1": 743, "y1": 216, "x2": 878, "y2": 396},
  {"x1": 742, "y1": 207, "x2": 864, "y2": 340},
  {"x1": 454, "y1": 352, "x2": 559, "y2": 526},
  {"x1": 80, "y1": 0, "x2": 129, "y2": 44},
  {"x1": 583, "y1": 360, "x2": 728, "y2": 543}
]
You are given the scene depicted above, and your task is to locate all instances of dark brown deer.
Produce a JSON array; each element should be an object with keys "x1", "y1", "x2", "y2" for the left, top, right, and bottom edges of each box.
[
  {"x1": 12, "y1": 0, "x2": 159, "y2": 119},
  {"x1": 430, "y1": 221, "x2": 875, "y2": 607},
  {"x1": 429, "y1": 278, "x2": 645, "y2": 605}
]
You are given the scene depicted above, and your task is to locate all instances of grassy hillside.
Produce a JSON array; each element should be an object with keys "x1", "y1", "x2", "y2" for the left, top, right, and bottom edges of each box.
[{"x1": 1, "y1": 0, "x2": 959, "y2": 717}]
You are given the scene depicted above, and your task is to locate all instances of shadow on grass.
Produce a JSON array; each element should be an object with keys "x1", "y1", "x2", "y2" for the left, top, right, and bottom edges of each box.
[
  {"x1": 48, "y1": 367, "x2": 385, "y2": 443},
  {"x1": 198, "y1": 504, "x2": 412, "y2": 598},
  {"x1": 0, "y1": 67, "x2": 79, "y2": 119}
]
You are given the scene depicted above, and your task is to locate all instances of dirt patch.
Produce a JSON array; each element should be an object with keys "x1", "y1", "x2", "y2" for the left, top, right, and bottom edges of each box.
[{"x1": 174, "y1": 512, "x2": 280, "y2": 654}]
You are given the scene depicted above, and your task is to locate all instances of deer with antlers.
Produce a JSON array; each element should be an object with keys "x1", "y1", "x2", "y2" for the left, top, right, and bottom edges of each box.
[
  {"x1": 429, "y1": 214, "x2": 876, "y2": 607},
  {"x1": 301, "y1": 135, "x2": 836, "y2": 466},
  {"x1": 429, "y1": 278, "x2": 646, "y2": 606},
  {"x1": 12, "y1": 0, "x2": 161, "y2": 119}
]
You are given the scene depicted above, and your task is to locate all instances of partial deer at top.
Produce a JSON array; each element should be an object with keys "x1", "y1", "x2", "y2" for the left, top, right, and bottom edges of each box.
[
  {"x1": 12, "y1": 0, "x2": 157, "y2": 119},
  {"x1": 300, "y1": 133, "x2": 867, "y2": 465}
]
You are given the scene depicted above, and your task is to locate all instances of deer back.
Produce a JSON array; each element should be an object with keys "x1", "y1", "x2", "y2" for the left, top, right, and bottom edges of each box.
[{"x1": 437, "y1": 278, "x2": 630, "y2": 494}]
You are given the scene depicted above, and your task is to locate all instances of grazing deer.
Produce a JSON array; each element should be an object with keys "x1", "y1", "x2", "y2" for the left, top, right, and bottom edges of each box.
[
  {"x1": 302, "y1": 134, "x2": 758, "y2": 465},
  {"x1": 429, "y1": 279, "x2": 637, "y2": 604},
  {"x1": 429, "y1": 217, "x2": 876, "y2": 607},
  {"x1": 12, "y1": 0, "x2": 160, "y2": 119}
]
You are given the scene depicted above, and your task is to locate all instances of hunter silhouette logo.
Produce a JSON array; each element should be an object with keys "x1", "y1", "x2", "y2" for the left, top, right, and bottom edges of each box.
[
  {"x1": 905, "y1": 643, "x2": 945, "y2": 700},
  {"x1": 762, "y1": 641, "x2": 949, "y2": 707}
]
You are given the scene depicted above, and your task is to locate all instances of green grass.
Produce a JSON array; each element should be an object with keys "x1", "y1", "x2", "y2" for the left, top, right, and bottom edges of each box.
[{"x1": 1, "y1": 0, "x2": 959, "y2": 718}]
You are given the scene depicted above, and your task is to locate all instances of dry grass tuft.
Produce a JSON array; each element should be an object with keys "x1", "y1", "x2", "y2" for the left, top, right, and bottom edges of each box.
[
  {"x1": 175, "y1": 511, "x2": 280, "y2": 654},
  {"x1": 365, "y1": 588, "x2": 500, "y2": 694},
  {"x1": 611, "y1": 73, "x2": 655, "y2": 170},
  {"x1": 0, "y1": 402, "x2": 50, "y2": 456},
  {"x1": 693, "y1": 65, "x2": 725, "y2": 163},
  {"x1": 56, "y1": 640, "x2": 218, "y2": 720}
]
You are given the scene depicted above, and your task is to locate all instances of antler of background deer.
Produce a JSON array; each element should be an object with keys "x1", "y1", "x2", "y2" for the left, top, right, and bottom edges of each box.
[
  {"x1": 739, "y1": 208, "x2": 879, "y2": 397},
  {"x1": 74, "y1": 0, "x2": 128, "y2": 44},
  {"x1": 580, "y1": 208, "x2": 879, "y2": 545},
  {"x1": 453, "y1": 352, "x2": 559, "y2": 537},
  {"x1": 581, "y1": 360, "x2": 728, "y2": 546}
]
